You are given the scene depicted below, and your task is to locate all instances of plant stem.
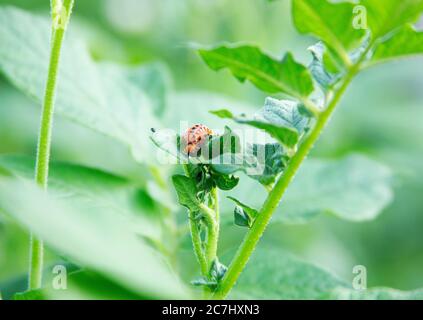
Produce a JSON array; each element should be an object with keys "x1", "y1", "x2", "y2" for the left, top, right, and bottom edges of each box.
[
  {"x1": 210, "y1": 187, "x2": 220, "y2": 260},
  {"x1": 199, "y1": 204, "x2": 218, "y2": 267},
  {"x1": 211, "y1": 187, "x2": 219, "y2": 222},
  {"x1": 189, "y1": 212, "x2": 208, "y2": 276},
  {"x1": 213, "y1": 49, "x2": 370, "y2": 299},
  {"x1": 28, "y1": 0, "x2": 74, "y2": 290}
]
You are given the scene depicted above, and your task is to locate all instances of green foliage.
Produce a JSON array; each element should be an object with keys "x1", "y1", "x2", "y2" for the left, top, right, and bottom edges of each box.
[
  {"x1": 211, "y1": 97, "x2": 310, "y2": 149},
  {"x1": 1, "y1": 0, "x2": 423, "y2": 301},
  {"x1": 308, "y1": 42, "x2": 340, "y2": 90},
  {"x1": 372, "y1": 25, "x2": 423, "y2": 63},
  {"x1": 207, "y1": 126, "x2": 241, "y2": 159},
  {"x1": 230, "y1": 246, "x2": 423, "y2": 300},
  {"x1": 0, "y1": 177, "x2": 189, "y2": 299},
  {"x1": 198, "y1": 45, "x2": 314, "y2": 100},
  {"x1": 152, "y1": 125, "x2": 285, "y2": 188},
  {"x1": 362, "y1": 0, "x2": 423, "y2": 39},
  {"x1": 229, "y1": 247, "x2": 349, "y2": 299},
  {"x1": 172, "y1": 175, "x2": 201, "y2": 211},
  {"x1": 124, "y1": 62, "x2": 172, "y2": 117},
  {"x1": 292, "y1": 0, "x2": 366, "y2": 67},
  {"x1": 0, "y1": 155, "x2": 163, "y2": 238},
  {"x1": 228, "y1": 197, "x2": 259, "y2": 228},
  {"x1": 0, "y1": 6, "x2": 166, "y2": 163},
  {"x1": 213, "y1": 173, "x2": 239, "y2": 191},
  {"x1": 224, "y1": 155, "x2": 393, "y2": 225},
  {"x1": 330, "y1": 287, "x2": 423, "y2": 300},
  {"x1": 276, "y1": 155, "x2": 393, "y2": 223},
  {"x1": 14, "y1": 270, "x2": 147, "y2": 300}
]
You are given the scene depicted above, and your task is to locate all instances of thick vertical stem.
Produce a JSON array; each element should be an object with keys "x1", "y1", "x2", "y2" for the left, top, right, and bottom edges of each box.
[{"x1": 28, "y1": 0, "x2": 74, "y2": 290}]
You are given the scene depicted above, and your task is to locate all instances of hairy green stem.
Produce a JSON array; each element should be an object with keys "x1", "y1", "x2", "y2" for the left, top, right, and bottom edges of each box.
[
  {"x1": 189, "y1": 212, "x2": 208, "y2": 276},
  {"x1": 199, "y1": 204, "x2": 218, "y2": 267},
  {"x1": 213, "y1": 47, "x2": 371, "y2": 299},
  {"x1": 182, "y1": 164, "x2": 218, "y2": 276},
  {"x1": 210, "y1": 187, "x2": 220, "y2": 258},
  {"x1": 28, "y1": 0, "x2": 74, "y2": 290}
]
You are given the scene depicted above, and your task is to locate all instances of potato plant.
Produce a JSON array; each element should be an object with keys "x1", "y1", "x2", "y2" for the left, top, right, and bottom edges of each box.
[{"x1": 0, "y1": 0, "x2": 422, "y2": 300}]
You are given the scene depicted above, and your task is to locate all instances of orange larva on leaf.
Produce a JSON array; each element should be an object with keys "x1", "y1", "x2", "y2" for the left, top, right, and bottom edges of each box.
[{"x1": 183, "y1": 124, "x2": 213, "y2": 156}]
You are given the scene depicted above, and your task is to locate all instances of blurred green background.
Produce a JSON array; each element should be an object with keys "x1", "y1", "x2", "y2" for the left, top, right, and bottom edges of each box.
[{"x1": 0, "y1": 0, "x2": 422, "y2": 295}]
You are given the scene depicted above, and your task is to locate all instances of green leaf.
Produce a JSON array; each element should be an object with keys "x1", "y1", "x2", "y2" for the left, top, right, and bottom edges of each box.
[
  {"x1": 150, "y1": 129, "x2": 186, "y2": 163},
  {"x1": 246, "y1": 143, "x2": 287, "y2": 186},
  {"x1": 14, "y1": 270, "x2": 148, "y2": 300},
  {"x1": 210, "y1": 142, "x2": 287, "y2": 187},
  {"x1": 209, "y1": 258, "x2": 228, "y2": 282},
  {"x1": 210, "y1": 109, "x2": 233, "y2": 119},
  {"x1": 207, "y1": 126, "x2": 242, "y2": 160},
  {"x1": 275, "y1": 154, "x2": 393, "y2": 224},
  {"x1": 228, "y1": 197, "x2": 259, "y2": 220},
  {"x1": 0, "y1": 155, "x2": 162, "y2": 239},
  {"x1": 372, "y1": 25, "x2": 423, "y2": 63},
  {"x1": 172, "y1": 175, "x2": 201, "y2": 211},
  {"x1": 0, "y1": 177, "x2": 189, "y2": 299},
  {"x1": 212, "y1": 97, "x2": 310, "y2": 148},
  {"x1": 233, "y1": 206, "x2": 251, "y2": 227},
  {"x1": 308, "y1": 42, "x2": 340, "y2": 90},
  {"x1": 0, "y1": 6, "x2": 160, "y2": 163},
  {"x1": 151, "y1": 126, "x2": 241, "y2": 164},
  {"x1": 228, "y1": 196, "x2": 258, "y2": 228},
  {"x1": 362, "y1": 0, "x2": 423, "y2": 39},
  {"x1": 124, "y1": 62, "x2": 172, "y2": 117},
  {"x1": 213, "y1": 173, "x2": 239, "y2": 191},
  {"x1": 14, "y1": 290, "x2": 44, "y2": 300},
  {"x1": 229, "y1": 246, "x2": 423, "y2": 300},
  {"x1": 330, "y1": 287, "x2": 423, "y2": 300},
  {"x1": 229, "y1": 247, "x2": 349, "y2": 299},
  {"x1": 198, "y1": 44, "x2": 314, "y2": 99},
  {"x1": 292, "y1": 0, "x2": 366, "y2": 66},
  {"x1": 164, "y1": 91, "x2": 256, "y2": 132}
]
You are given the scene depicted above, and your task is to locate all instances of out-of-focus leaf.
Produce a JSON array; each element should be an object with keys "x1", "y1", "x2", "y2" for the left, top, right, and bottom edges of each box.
[
  {"x1": 330, "y1": 287, "x2": 423, "y2": 300},
  {"x1": 211, "y1": 97, "x2": 310, "y2": 148},
  {"x1": 124, "y1": 62, "x2": 171, "y2": 117},
  {"x1": 229, "y1": 246, "x2": 423, "y2": 300},
  {"x1": 275, "y1": 154, "x2": 393, "y2": 224},
  {"x1": 0, "y1": 155, "x2": 161, "y2": 239},
  {"x1": 198, "y1": 45, "x2": 314, "y2": 99},
  {"x1": 14, "y1": 290, "x2": 44, "y2": 300},
  {"x1": 0, "y1": 6, "x2": 159, "y2": 163},
  {"x1": 229, "y1": 247, "x2": 349, "y2": 299},
  {"x1": 164, "y1": 91, "x2": 256, "y2": 132},
  {"x1": 362, "y1": 0, "x2": 423, "y2": 39},
  {"x1": 0, "y1": 177, "x2": 189, "y2": 299},
  {"x1": 15, "y1": 270, "x2": 147, "y2": 300},
  {"x1": 292, "y1": 0, "x2": 366, "y2": 66},
  {"x1": 372, "y1": 25, "x2": 423, "y2": 63}
]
